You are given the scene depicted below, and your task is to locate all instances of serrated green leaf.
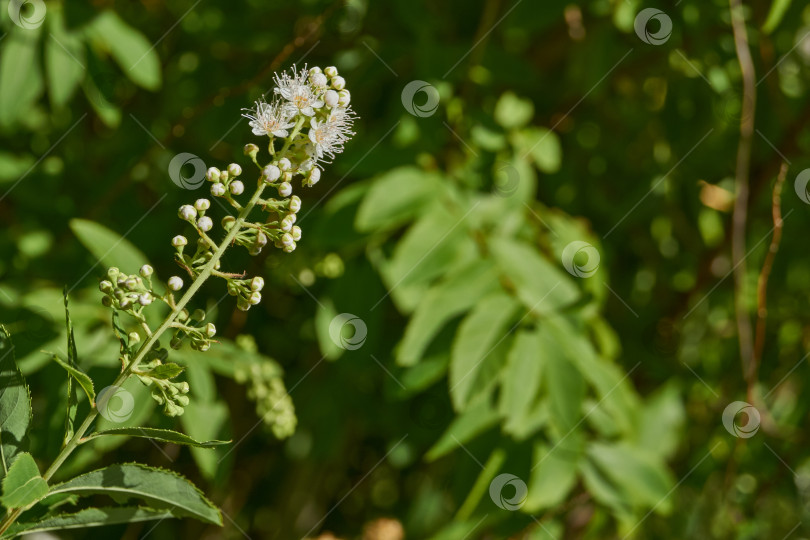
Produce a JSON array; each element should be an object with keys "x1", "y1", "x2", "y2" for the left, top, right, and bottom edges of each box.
[
  {"x1": 489, "y1": 238, "x2": 579, "y2": 316},
  {"x1": 47, "y1": 463, "x2": 222, "y2": 525},
  {"x1": 49, "y1": 355, "x2": 95, "y2": 407},
  {"x1": 88, "y1": 11, "x2": 161, "y2": 91},
  {"x1": 586, "y1": 441, "x2": 675, "y2": 513},
  {"x1": 63, "y1": 289, "x2": 80, "y2": 443},
  {"x1": 524, "y1": 441, "x2": 580, "y2": 513},
  {"x1": 69, "y1": 219, "x2": 149, "y2": 273},
  {"x1": 0, "y1": 453, "x2": 48, "y2": 509},
  {"x1": 0, "y1": 506, "x2": 179, "y2": 538},
  {"x1": 542, "y1": 324, "x2": 585, "y2": 435},
  {"x1": 0, "y1": 326, "x2": 32, "y2": 481},
  {"x1": 397, "y1": 260, "x2": 500, "y2": 366},
  {"x1": 355, "y1": 167, "x2": 443, "y2": 232},
  {"x1": 83, "y1": 427, "x2": 229, "y2": 448},
  {"x1": 147, "y1": 363, "x2": 185, "y2": 380},
  {"x1": 46, "y1": 5, "x2": 85, "y2": 108},
  {"x1": 449, "y1": 292, "x2": 520, "y2": 410},
  {"x1": 382, "y1": 203, "x2": 478, "y2": 311},
  {"x1": 499, "y1": 328, "x2": 543, "y2": 437},
  {"x1": 0, "y1": 28, "x2": 44, "y2": 128}
]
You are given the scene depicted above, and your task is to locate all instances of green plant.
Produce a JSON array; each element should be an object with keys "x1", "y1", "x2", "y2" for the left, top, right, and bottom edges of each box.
[{"x1": 0, "y1": 64, "x2": 355, "y2": 536}]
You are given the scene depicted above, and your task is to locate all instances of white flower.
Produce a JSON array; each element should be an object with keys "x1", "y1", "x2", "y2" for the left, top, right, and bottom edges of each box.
[
  {"x1": 273, "y1": 65, "x2": 324, "y2": 117},
  {"x1": 242, "y1": 98, "x2": 295, "y2": 137},
  {"x1": 307, "y1": 107, "x2": 356, "y2": 163}
]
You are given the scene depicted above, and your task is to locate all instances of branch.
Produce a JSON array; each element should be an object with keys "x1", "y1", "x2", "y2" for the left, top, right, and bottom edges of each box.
[
  {"x1": 729, "y1": 0, "x2": 757, "y2": 379},
  {"x1": 751, "y1": 163, "x2": 788, "y2": 383}
]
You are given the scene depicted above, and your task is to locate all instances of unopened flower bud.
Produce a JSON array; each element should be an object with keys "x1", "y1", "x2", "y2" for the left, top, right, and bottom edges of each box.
[
  {"x1": 168, "y1": 276, "x2": 183, "y2": 291},
  {"x1": 192, "y1": 309, "x2": 206, "y2": 321},
  {"x1": 228, "y1": 163, "x2": 242, "y2": 177},
  {"x1": 211, "y1": 183, "x2": 226, "y2": 197},
  {"x1": 107, "y1": 267, "x2": 120, "y2": 280},
  {"x1": 283, "y1": 241, "x2": 297, "y2": 253},
  {"x1": 308, "y1": 168, "x2": 321, "y2": 186},
  {"x1": 324, "y1": 89, "x2": 339, "y2": 108},
  {"x1": 309, "y1": 66, "x2": 322, "y2": 75},
  {"x1": 250, "y1": 276, "x2": 265, "y2": 291},
  {"x1": 249, "y1": 291, "x2": 262, "y2": 305},
  {"x1": 244, "y1": 143, "x2": 259, "y2": 157},
  {"x1": 222, "y1": 216, "x2": 236, "y2": 229},
  {"x1": 324, "y1": 66, "x2": 338, "y2": 78},
  {"x1": 229, "y1": 180, "x2": 244, "y2": 195},
  {"x1": 237, "y1": 298, "x2": 250, "y2": 311},
  {"x1": 263, "y1": 164, "x2": 281, "y2": 182},
  {"x1": 102, "y1": 295, "x2": 112, "y2": 307},
  {"x1": 128, "y1": 331, "x2": 141, "y2": 344},
  {"x1": 205, "y1": 323, "x2": 217, "y2": 338},
  {"x1": 291, "y1": 226, "x2": 302, "y2": 241},
  {"x1": 125, "y1": 278, "x2": 138, "y2": 291},
  {"x1": 331, "y1": 76, "x2": 346, "y2": 91},
  {"x1": 176, "y1": 394, "x2": 190, "y2": 406},
  {"x1": 289, "y1": 195, "x2": 302, "y2": 213},
  {"x1": 172, "y1": 235, "x2": 188, "y2": 247},
  {"x1": 219, "y1": 170, "x2": 229, "y2": 182},
  {"x1": 206, "y1": 167, "x2": 221, "y2": 182},
  {"x1": 99, "y1": 280, "x2": 113, "y2": 293},
  {"x1": 197, "y1": 216, "x2": 213, "y2": 232},
  {"x1": 278, "y1": 182, "x2": 292, "y2": 197},
  {"x1": 178, "y1": 381, "x2": 190, "y2": 394},
  {"x1": 278, "y1": 158, "x2": 291, "y2": 171},
  {"x1": 279, "y1": 215, "x2": 293, "y2": 232},
  {"x1": 256, "y1": 231, "x2": 268, "y2": 247},
  {"x1": 120, "y1": 297, "x2": 132, "y2": 309},
  {"x1": 338, "y1": 89, "x2": 351, "y2": 107},
  {"x1": 139, "y1": 293, "x2": 153, "y2": 306},
  {"x1": 139, "y1": 264, "x2": 153, "y2": 278},
  {"x1": 195, "y1": 199, "x2": 210, "y2": 212},
  {"x1": 178, "y1": 205, "x2": 196, "y2": 221},
  {"x1": 310, "y1": 72, "x2": 327, "y2": 87},
  {"x1": 281, "y1": 232, "x2": 294, "y2": 247}
]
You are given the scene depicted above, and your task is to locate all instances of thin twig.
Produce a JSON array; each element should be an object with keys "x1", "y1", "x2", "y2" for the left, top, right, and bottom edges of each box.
[
  {"x1": 729, "y1": 0, "x2": 757, "y2": 379},
  {"x1": 751, "y1": 163, "x2": 788, "y2": 382}
]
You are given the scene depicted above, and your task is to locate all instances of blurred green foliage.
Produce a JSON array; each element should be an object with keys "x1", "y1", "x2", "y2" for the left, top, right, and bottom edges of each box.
[{"x1": 3, "y1": 0, "x2": 810, "y2": 538}]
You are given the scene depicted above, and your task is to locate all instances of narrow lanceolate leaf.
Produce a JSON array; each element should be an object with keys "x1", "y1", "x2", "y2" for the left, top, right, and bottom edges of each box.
[
  {"x1": 47, "y1": 463, "x2": 222, "y2": 525},
  {"x1": 87, "y1": 11, "x2": 162, "y2": 90},
  {"x1": 48, "y1": 355, "x2": 95, "y2": 407},
  {"x1": 489, "y1": 237, "x2": 579, "y2": 315},
  {"x1": 83, "y1": 428, "x2": 229, "y2": 449},
  {"x1": 397, "y1": 260, "x2": 501, "y2": 367},
  {"x1": 0, "y1": 453, "x2": 48, "y2": 509},
  {"x1": 449, "y1": 292, "x2": 520, "y2": 411},
  {"x1": 0, "y1": 326, "x2": 32, "y2": 481},
  {"x1": 63, "y1": 289, "x2": 80, "y2": 444},
  {"x1": 0, "y1": 506, "x2": 177, "y2": 538},
  {"x1": 499, "y1": 328, "x2": 543, "y2": 437}
]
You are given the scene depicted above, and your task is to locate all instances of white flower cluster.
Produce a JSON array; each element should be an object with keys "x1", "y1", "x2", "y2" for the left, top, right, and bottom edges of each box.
[{"x1": 242, "y1": 65, "x2": 356, "y2": 174}]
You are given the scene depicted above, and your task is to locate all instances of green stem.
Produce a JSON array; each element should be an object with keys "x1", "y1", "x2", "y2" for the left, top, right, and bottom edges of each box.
[{"x1": 0, "y1": 119, "x2": 308, "y2": 534}]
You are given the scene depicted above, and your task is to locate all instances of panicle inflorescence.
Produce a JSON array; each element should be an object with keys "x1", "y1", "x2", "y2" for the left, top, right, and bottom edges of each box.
[{"x1": 96, "y1": 64, "x2": 355, "y2": 421}]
